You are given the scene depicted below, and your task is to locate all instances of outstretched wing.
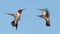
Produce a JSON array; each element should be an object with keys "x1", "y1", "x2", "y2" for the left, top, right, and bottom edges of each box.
[
  {"x1": 5, "y1": 13, "x2": 16, "y2": 17},
  {"x1": 37, "y1": 15, "x2": 44, "y2": 18}
]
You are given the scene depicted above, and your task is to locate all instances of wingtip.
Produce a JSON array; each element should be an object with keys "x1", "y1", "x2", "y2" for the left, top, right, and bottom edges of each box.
[{"x1": 37, "y1": 15, "x2": 43, "y2": 18}]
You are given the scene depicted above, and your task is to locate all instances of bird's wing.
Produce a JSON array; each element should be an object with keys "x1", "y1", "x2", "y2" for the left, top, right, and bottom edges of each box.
[
  {"x1": 37, "y1": 15, "x2": 44, "y2": 18},
  {"x1": 5, "y1": 13, "x2": 16, "y2": 17}
]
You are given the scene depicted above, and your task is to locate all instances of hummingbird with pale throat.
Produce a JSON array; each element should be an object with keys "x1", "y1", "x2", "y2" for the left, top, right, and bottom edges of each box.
[{"x1": 37, "y1": 8, "x2": 50, "y2": 26}]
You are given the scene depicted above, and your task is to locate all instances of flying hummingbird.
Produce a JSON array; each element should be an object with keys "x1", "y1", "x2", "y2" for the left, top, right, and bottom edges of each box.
[
  {"x1": 5, "y1": 9, "x2": 24, "y2": 29},
  {"x1": 37, "y1": 8, "x2": 50, "y2": 26}
]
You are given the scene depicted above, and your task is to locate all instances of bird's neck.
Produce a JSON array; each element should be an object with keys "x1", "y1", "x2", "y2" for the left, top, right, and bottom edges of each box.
[{"x1": 17, "y1": 13, "x2": 20, "y2": 16}]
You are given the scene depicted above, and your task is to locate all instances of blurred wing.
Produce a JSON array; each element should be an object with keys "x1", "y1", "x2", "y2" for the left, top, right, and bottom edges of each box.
[
  {"x1": 37, "y1": 15, "x2": 43, "y2": 18},
  {"x1": 5, "y1": 13, "x2": 16, "y2": 17}
]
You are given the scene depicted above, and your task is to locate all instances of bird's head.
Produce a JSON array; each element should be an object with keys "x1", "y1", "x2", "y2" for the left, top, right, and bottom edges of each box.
[
  {"x1": 18, "y1": 9, "x2": 23, "y2": 14},
  {"x1": 18, "y1": 9, "x2": 25, "y2": 14}
]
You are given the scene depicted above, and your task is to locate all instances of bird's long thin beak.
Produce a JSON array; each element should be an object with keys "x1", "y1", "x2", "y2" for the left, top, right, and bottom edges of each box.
[
  {"x1": 21, "y1": 9, "x2": 26, "y2": 11},
  {"x1": 36, "y1": 9, "x2": 42, "y2": 10}
]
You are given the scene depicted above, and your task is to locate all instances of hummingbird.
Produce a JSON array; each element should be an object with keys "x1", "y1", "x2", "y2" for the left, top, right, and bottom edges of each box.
[
  {"x1": 5, "y1": 9, "x2": 24, "y2": 29},
  {"x1": 37, "y1": 8, "x2": 50, "y2": 26}
]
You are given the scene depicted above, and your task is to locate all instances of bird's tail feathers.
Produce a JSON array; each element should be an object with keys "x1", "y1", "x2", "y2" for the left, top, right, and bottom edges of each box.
[
  {"x1": 46, "y1": 22, "x2": 50, "y2": 26},
  {"x1": 11, "y1": 20, "x2": 18, "y2": 30}
]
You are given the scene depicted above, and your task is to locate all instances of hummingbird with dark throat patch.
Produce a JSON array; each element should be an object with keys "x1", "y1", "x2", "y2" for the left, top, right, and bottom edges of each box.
[{"x1": 5, "y1": 9, "x2": 25, "y2": 29}]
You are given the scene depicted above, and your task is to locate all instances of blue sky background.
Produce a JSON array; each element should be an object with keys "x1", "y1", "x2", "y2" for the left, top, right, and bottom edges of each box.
[{"x1": 0, "y1": 0, "x2": 60, "y2": 34}]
